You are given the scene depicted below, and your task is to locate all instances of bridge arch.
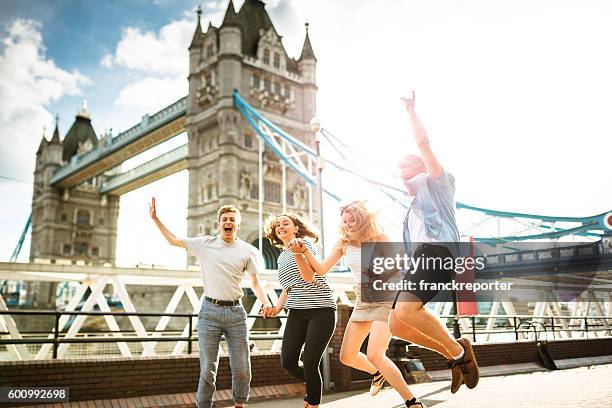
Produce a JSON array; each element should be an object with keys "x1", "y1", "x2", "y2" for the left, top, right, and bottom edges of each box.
[{"x1": 249, "y1": 237, "x2": 281, "y2": 270}]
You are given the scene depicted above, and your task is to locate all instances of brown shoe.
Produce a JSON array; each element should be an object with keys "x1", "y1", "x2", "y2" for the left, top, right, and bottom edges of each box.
[
  {"x1": 454, "y1": 338, "x2": 479, "y2": 389},
  {"x1": 447, "y1": 358, "x2": 464, "y2": 393}
]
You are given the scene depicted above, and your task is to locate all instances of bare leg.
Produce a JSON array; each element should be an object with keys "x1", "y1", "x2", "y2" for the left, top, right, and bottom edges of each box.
[
  {"x1": 366, "y1": 321, "x2": 414, "y2": 401},
  {"x1": 391, "y1": 293, "x2": 463, "y2": 357},
  {"x1": 388, "y1": 309, "x2": 453, "y2": 359},
  {"x1": 339, "y1": 321, "x2": 377, "y2": 374}
]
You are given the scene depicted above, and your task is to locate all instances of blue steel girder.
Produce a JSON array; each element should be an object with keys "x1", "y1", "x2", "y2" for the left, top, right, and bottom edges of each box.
[
  {"x1": 233, "y1": 90, "x2": 611, "y2": 243},
  {"x1": 10, "y1": 213, "x2": 32, "y2": 262},
  {"x1": 50, "y1": 97, "x2": 187, "y2": 188},
  {"x1": 234, "y1": 91, "x2": 341, "y2": 201}
]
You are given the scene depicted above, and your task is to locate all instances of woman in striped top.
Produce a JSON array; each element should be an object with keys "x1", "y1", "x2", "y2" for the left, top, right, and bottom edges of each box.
[
  {"x1": 292, "y1": 201, "x2": 421, "y2": 407},
  {"x1": 263, "y1": 213, "x2": 336, "y2": 408}
]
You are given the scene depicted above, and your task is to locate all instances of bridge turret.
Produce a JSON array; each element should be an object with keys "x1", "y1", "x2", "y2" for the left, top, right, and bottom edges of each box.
[
  {"x1": 47, "y1": 119, "x2": 63, "y2": 167},
  {"x1": 184, "y1": 0, "x2": 318, "y2": 267},
  {"x1": 188, "y1": 6, "x2": 204, "y2": 78},
  {"x1": 218, "y1": 0, "x2": 242, "y2": 99},
  {"x1": 298, "y1": 23, "x2": 317, "y2": 125}
]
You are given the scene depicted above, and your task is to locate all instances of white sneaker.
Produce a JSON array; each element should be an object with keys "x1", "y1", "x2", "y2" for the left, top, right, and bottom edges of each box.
[{"x1": 369, "y1": 372, "x2": 385, "y2": 396}]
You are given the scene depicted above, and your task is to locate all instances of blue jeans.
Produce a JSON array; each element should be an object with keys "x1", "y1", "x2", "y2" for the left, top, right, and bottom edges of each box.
[{"x1": 196, "y1": 301, "x2": 251, "y2": 408}]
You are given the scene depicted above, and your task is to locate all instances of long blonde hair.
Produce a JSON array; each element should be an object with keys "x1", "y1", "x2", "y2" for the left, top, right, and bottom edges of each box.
[{"x1": 339, "y1": 201, "x2": 381, "y2": 245}]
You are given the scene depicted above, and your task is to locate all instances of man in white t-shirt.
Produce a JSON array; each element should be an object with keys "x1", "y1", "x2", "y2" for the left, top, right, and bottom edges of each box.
[{"x1": 150, "y1": 199, "x2": 273, "y2": 408}]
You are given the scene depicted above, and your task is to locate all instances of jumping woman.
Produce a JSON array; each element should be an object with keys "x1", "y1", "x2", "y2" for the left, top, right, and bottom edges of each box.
[
  {"x1": 263, "y1": 213, "x2": 337, "y2": 408},
  {"x1": 291, "y1": 201, "x2": 424, "y2": 407}
]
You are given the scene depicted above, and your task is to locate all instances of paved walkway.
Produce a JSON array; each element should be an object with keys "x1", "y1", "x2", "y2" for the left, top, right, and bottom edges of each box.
[
  {"x1": 250, "y1": 363, "x2": 612, "y2": 408},
  {"x1": 25, "y1": 362, "x2": 612, "y2": 407}
]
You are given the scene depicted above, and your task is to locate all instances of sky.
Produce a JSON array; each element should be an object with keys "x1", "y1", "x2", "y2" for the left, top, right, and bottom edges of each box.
[{"x1": 0, "y1": 0, "x2": 610, "y2": 267}]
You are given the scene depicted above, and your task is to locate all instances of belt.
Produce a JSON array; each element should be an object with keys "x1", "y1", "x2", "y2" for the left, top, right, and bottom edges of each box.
[{"x1": 205, "y1": 296, "x2": 240, "y2": 306}]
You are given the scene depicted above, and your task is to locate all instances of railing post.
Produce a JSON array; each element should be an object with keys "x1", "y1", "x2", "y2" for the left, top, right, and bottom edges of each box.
[
  {"x1": 188, "y1": 315, "x2": 193, "y2": 354},
  {"x1": 584, "y1": 317, "x2": 588, "y2": 339},
  {"x1": 53, "y1": 311, "x2": 60, "y2": 359},
  {"x1": 513, "y1": 316, "x2": 519, "y2": 341},
  {"x1": 471, "y1": 316, "x2": 476, "y2": 343},
  {"x1": 550, "y1": 317, "x2": 555, "y2": 340}
]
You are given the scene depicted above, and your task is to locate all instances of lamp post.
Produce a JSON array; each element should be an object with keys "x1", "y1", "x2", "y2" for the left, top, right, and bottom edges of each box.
[
  {"x1": 309, "y1": 117, "x2": 324, "y2": 258},
  {"x1": 310, "y1": 117, "x2": 332, "y2": 391}
]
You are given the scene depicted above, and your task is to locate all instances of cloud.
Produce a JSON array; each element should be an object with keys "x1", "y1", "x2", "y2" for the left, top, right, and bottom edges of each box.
[
  {"x1": 100, "y1": 53, "x2": 113, "y2": 68},
  {"x1": 102, "y1": 20, "x2": 192, "y2": 76},
  {"x1": 0, "y1": 18, "x2": 90, "y2": 179},
  {"x1": 115, "y1": 76, "x2": 187, "y2": 112},
  {"x1": 102, "y1": 18, "x2": 201, "y2": 115}
]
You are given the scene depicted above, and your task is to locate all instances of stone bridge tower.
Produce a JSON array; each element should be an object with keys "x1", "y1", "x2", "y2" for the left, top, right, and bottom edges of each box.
[
  {"x1": 29, "y1": 108, "x2": 120, "y2": 307},
  {"x1": 186, "y1": 0, "x2": 318, "y2": 267}
]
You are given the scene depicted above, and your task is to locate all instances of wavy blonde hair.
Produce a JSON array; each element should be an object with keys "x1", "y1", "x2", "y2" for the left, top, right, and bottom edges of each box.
[
  {"x1": 339, "y1": 200, "x2": 381, "y2": 245},
  {"x1": 264, "y1": 213, "x2": 320, "y2": 249}
]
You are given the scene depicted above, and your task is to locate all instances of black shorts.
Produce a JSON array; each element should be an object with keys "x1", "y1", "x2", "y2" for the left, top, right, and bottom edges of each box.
[{"x1": 392, "y1": 243, "x2": 454, "y2": 307}]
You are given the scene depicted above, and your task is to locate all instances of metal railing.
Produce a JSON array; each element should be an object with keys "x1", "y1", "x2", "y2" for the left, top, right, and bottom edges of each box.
[
  {"x1": 0, "y1": 310, "x2": 285, "y2": 360},
  {"x1": 438, "y1": 314, "x2": 612, "y2": 342},
  {"x1": 1, "y1": 310, "x2": 610, "y2": 360}
]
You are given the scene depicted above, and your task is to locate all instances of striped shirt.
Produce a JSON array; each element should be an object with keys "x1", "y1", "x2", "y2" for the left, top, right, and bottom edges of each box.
[{"x1": 277, "y1": 240, "x2": 336, "y2": 310}]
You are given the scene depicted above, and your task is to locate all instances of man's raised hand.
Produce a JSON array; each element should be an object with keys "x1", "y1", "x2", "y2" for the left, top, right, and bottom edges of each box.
[
  {"x1": 149, "y1": 197, "x2": 157, "y2": 220},
  {"x1": 401, "y1": 90, "x2": 416, "y2": 112}
]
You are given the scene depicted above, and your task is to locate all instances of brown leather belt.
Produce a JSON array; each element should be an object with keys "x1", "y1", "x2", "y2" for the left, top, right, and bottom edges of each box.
[{"x1": 205, "y1": 296, "x2": 240, "y2": 306}]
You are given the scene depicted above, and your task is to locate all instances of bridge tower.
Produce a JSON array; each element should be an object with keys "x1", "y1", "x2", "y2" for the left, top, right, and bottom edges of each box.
[
  {"x1": 30, "y1": 106, "x2": 120, "y2": 271},
  {"x1": 186, "y1": 0, "x2": 319, "y2": 267}
]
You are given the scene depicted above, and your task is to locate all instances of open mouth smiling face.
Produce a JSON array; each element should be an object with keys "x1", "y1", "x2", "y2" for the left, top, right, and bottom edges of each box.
[
  {"x1": 275, "y1": 216, "x2": 297, "y2": 241},
  {"x1": 342, "y1": 211, "x2": 357, "y2": 233},
  {"x1": 219, "y1": 212, "x2": 239, "y2": 237}
]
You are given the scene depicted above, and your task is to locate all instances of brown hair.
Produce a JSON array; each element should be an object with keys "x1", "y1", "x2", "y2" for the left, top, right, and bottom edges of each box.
[
  {"x1": 217, "y1": 205, "x2": 241, "y2": 222},
  {"x1": 264, "y1": 213, "x2": 320, "y2": 249},
  {"x1": 339, "y1": 200, "x2": 381, "y2": 245}
]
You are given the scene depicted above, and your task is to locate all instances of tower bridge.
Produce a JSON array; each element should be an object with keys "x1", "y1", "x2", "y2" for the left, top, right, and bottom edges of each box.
[
  {"x1": 1, "y1": 2, "x2": 612, "y2": 406},
  {"x1": 2, "y1": 0, "x2": 611, "y2": 365}
]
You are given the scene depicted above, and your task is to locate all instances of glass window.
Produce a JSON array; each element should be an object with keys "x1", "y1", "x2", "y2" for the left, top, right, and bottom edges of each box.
[
  {"x1": 63, "y1": 244, "x2": 71, "y2": 255},
  {"x1": 287, "y1": 190, "x2": 295, "y2": 206},
  {"x1": 91, "y1": 247, "x2": 99, "y2": 257},
  {"x1": 264, "y1": 78, "x2": 270, "y2": 92},
  {"x1": 244, "y1": 134, "x2": 253, "y2": 149},
  {"x1": 264, "y1": 180, "x2": 281, "y2": 203},
  {"x1": 76, "y1": 210, "x2": 90, "y2": 226},
  {"x1": 273, "y1": 52, "x2": 280, "y2": 68},
  {"x1": 253, "y1": 75, "x2": 260, "y2": 89},
  {"x1": 263, "y1": 48, "x2": 270, "y2": 64},
  {"x1": 272, "y1": 82, "x2": 280, "y2": 94},
  {"x1": 75, "y1": 242, "x2": 88, "y2": 256},
  {"x1": 250, "y1": 184, "x2": 259, "y2": 199}
]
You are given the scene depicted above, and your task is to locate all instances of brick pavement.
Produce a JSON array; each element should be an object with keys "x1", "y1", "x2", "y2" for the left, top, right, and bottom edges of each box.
[{"x1": 19, "y1": 363, "x2": 612, "y2": 407}]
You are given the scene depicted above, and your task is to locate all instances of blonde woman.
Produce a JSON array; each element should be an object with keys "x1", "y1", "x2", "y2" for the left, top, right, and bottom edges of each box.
[
  {"x1": 264, "y1": 213, "x2": 337, "y2": 408},
  {"x1": 291, "y1": 201, "x2": 425, "y2": 407}
]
